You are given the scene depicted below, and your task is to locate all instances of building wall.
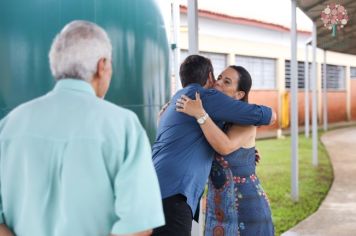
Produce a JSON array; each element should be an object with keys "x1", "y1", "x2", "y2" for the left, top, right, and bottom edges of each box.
[
  {"x1": 282, "y1": 91, "x2": 318, "y2": 127},
  {"x1": 352, "y1": 80, "x2": 356, "y2": 120},
  {"x1": 326, "y1": 92, "x2": 348, "y2": 122},
  {"x1": 177, "y1": 11, "x2": 356, "y2": 133},
  {"x1": 296, "y1": 91, "x2": 348, "y2": 126},
  {"x1": 296, "y1": 91, "x2": 312, "y2": 126},
  {"x1": 249, "y1": 90, "x2": 279, "y2": 132}
]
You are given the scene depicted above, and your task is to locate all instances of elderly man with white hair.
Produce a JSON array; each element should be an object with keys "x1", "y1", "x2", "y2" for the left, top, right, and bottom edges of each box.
[{"x1": 0, "y1": 20, "x2": 164, "y2": 236}]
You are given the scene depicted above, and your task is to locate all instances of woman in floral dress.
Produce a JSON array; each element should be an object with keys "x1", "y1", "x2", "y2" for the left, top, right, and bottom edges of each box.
[{"x1": 177, "y1": 65, "x2": 274, "y2": 236}]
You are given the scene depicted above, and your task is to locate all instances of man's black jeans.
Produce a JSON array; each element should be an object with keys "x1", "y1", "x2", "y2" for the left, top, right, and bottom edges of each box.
[{"x1": 152, "y1": 194, "x2": 192, "y2": 236}]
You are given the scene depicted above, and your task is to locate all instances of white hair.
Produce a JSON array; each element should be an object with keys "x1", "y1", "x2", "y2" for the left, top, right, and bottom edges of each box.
[{"x1": 49, "y1": 20, "x2": 112, "y2": 82}]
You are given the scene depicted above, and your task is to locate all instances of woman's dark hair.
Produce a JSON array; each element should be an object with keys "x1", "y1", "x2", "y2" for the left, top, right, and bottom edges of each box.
[
  {"x1": 179, "y1": 55, "x2": 214, "y2": 87},
  {"x1": 229, "y1": 65, "x2": 252, "y2": 102}
]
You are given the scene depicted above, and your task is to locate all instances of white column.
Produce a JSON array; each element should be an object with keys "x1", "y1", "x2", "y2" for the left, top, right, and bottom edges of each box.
[
  {"x1": 187, "y1": 0, "x2": 198, "y2": 54},
  {"x1": 228, "y1": 53, "x2": 235, "y2": 65},
  {"x1": 312, "y1": 22, "x2": 318, "y2": 167},
  {"x1": 191, "y1": 201, "x2": 204, "y2": 236},
  {"x1": 290, "y1": 0, "x2": 299, "y2": 202},
  {"x1": 188, "y1": 2, "x2": 201, "y2": 235},
  {"x1": 346, "y1": 65, "x2": 351, "y2": 120},
  {"x1": 304, "y1": 44, "x2": 310, "y2": 138},
  {"x1": 172, "y1": 0, "x2": 182, "y2": 92},
  {"x1": 323, "y1": 50, "x2": 328, "y2": 131}
]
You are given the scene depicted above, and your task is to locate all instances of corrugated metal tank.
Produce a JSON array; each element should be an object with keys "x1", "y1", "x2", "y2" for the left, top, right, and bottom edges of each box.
[{"x1": 0, "y1": 0, "x2": 170, "y2": 142}]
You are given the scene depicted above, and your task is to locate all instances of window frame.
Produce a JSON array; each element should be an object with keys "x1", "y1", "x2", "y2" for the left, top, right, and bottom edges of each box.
[{"x1": 235, "y1": 55, "x2": 277, "y2": 90}]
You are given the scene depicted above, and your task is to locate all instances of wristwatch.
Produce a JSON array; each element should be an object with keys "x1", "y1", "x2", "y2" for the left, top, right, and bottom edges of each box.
[{"x1": 197, "y1": 113, "x2": 209, "y2": 125}]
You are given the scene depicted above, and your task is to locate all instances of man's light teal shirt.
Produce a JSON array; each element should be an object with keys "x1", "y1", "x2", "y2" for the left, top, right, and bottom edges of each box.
[{"x1": 0, "y1": 79, "x2": 164, "y2": 235}]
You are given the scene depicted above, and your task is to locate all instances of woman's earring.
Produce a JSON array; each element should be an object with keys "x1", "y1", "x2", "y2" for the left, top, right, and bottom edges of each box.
[{"x1": 237, "y1": 91, "x2": 245, "y2": 100}]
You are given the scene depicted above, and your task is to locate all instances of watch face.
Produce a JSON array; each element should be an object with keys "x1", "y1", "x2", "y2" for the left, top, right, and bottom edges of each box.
[
  {"x1": 197, "y1": 113, "x2": 208, "y2": 124},
  {"x1": 197, "y1": 118, "x2": 204, "y2": 124}
]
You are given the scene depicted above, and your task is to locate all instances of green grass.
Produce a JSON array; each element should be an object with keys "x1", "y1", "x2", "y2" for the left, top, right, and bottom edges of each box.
[{"x1": 256, "y1": 133, "x2": 333, "y2": 235}]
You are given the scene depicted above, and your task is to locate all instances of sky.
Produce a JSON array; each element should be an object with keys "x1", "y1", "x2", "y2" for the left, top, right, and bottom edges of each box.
[{"x1": 180, "y1": 0, "x2": 313, "y2": 32}]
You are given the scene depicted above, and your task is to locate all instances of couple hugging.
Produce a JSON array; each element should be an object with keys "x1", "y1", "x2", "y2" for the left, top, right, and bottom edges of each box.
[{"x1": 152, "y1": 54, "x2": 276, "y2": 236}]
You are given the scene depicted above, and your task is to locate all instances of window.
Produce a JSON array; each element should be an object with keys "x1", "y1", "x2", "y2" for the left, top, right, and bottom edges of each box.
[
  {"x1": 200, "y1": 52, "x2": 227, "y2": 79},
  {"x1": 285, "y1": 60, "x2": 311, "y2": 89},
  {"x1": 321, "y1": 64, "x2": 345, "y2": 89},
  {"x1": 351, "y1": 67, "x2": 356, "y2": 79},
  {"x1": 180, "y1": 50, "x2": 227, "y2": 79},
  {"x1": 235, "y1": 55, "x2": 276, "y2": 89}
]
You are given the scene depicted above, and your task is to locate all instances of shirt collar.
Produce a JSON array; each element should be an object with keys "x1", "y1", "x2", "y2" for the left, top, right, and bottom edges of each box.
[
  {"x1": 185, "y1": 83, "x2": 203, "y2": 88},
  {"x1": 53, "y1": 79, "x2": 96, "y2": 96}
]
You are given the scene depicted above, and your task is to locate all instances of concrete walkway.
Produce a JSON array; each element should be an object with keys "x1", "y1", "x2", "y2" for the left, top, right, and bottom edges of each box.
[{"x1": 282, "y1": 126, "x2": 356, "y2": 236}]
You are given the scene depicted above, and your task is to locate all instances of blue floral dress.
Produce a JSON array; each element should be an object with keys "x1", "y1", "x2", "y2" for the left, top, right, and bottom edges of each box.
[{"x1": 205, "y1": 147, "x2": 274, "y2": 236}]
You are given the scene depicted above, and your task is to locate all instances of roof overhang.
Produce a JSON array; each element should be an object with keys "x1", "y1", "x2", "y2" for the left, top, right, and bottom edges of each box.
[{"x1": 297, "y1": 0, "x2": 356, "y2": 54}]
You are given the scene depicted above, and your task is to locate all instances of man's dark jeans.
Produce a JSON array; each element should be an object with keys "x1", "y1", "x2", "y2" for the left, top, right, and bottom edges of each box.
[{"x1": 152, "y1": 194, "x2": 192, "y2": 236}]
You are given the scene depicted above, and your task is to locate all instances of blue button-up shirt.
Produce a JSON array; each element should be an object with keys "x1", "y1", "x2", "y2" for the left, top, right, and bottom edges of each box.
[
  {"x1": 0, "y1": 79, "x2": 164, "y2": 235},
  {"x1": 152, "y1": 83, "x2": 272, "y2": 218}
]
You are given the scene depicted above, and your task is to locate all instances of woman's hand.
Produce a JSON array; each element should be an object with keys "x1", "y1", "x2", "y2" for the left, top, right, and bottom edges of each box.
[
  {"x1": 255, "y1": 149, "x2": 261, "y2": 164},
  {"x1": 176, "y1": 92, "x2": 206, "y2": 119}
]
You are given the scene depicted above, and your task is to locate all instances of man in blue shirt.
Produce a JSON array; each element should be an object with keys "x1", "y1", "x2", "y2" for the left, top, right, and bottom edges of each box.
[
  {"x1": 0, "y1": 20, "x2": 164, "y2": 236},
  {"x1": 152, "y1": 55, "x2": 275, "y2": 235}
]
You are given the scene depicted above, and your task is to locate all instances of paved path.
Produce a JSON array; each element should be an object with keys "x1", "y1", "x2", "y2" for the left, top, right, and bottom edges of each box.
[{"x1": 282, "y1": 127, "x2": 356, "y2": 236}]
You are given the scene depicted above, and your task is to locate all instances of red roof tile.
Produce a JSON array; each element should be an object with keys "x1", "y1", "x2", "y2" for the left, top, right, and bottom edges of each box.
[{"x1": 180, "y1": 5, "x2": 311, "y2": 35}]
